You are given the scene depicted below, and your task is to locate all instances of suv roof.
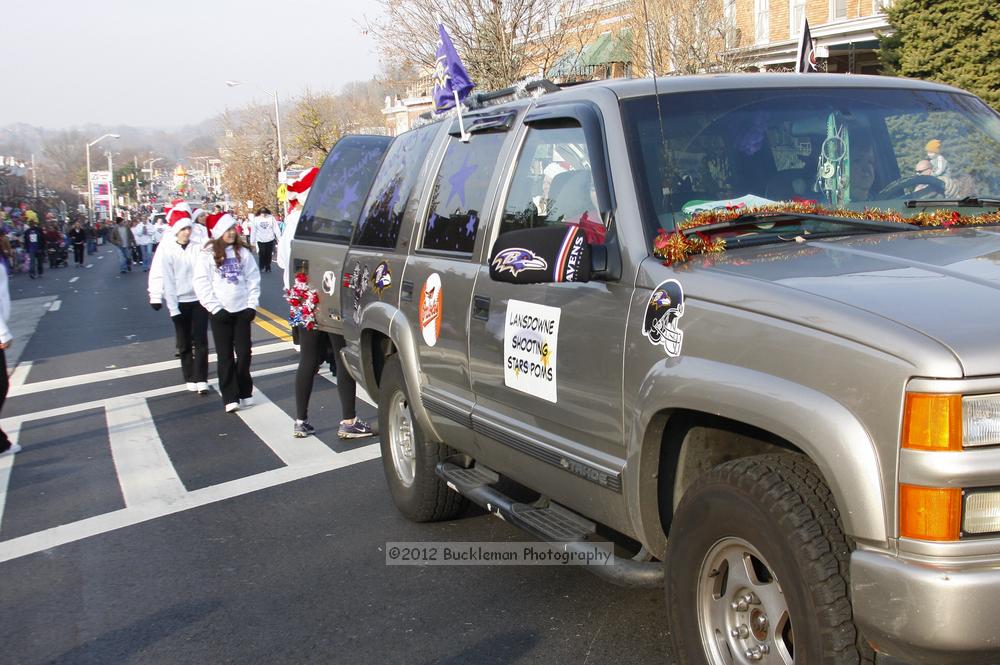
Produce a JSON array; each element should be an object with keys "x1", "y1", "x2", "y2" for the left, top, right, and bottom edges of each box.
[{"x1": 463, "y1": 73, "x2": 966, "y2": 112}]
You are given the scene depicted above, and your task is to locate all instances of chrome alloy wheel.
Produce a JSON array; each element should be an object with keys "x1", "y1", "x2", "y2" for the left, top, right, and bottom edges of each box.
[
  {"x1": 697, "y1": 537, "x2": 794, "y2": 664},
  {"x1": 387, "y1": 388, "x2": 416, "y2": 487}
]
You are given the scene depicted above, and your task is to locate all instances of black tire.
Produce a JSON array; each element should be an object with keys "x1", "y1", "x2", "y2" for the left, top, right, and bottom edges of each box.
[
  {"x1": 377, "y1": 354, "x2": 466, "y2": 522},
  {"x1": 665, "y1": 453, "x2": 874, "y2": 665}
]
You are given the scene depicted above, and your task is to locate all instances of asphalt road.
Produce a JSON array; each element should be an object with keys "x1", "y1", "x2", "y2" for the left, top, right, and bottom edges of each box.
[{"x1": 0, "y1": 244, "x2": 672, "y2": 664}]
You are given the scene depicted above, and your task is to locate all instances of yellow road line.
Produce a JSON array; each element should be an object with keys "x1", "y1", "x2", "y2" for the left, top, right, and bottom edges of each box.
[
  {"x1": 254, "y1": 317, "x2": 293, "y2": 342},
  {"x1": 257, "y1": 306, "x2": 292, "y2": 331}
]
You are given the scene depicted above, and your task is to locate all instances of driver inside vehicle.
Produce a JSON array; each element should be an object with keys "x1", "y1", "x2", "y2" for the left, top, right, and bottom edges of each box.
[{"x1": 850, "y1": 141, "x2": 877, "y2": 201}]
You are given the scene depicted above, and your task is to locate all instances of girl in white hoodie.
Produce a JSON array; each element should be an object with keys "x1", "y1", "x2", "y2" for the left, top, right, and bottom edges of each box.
[
  {"x1": 157, "y1": 216, "x2": 210, "y2": 394},
  {"x1": 194, "y1": 212, "x2": 260, "y2": 413}
]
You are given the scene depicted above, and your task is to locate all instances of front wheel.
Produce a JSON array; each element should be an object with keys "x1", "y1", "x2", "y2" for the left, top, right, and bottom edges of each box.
[
  {"x1": 377, "y1": 354, "x2": 466, "y2": 522},
  {"x1": 665, "y1": 454, "x2": 873, "y2": 665}
]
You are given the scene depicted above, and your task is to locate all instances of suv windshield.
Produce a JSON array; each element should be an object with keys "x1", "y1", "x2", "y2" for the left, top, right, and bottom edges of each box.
[{"x1": 620, "y1": 87, "x2": 1000, "y2": 238}]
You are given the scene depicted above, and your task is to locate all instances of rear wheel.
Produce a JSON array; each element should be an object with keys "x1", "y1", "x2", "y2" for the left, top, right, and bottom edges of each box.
[
  {"x1": 377, "y1": 354, "x2": 466, "y2": 522},
  {"x1": 665, "y1": 454, "x2": 873, "y2": 665}
]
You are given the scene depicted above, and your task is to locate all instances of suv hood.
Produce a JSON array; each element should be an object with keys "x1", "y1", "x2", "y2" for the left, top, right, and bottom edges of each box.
[{"x1": 703, "y1": 227, "x2": 1000, "y2": 376}]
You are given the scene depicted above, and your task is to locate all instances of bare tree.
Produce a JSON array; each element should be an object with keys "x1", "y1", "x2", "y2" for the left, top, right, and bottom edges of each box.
[
  {"x1": 220, "y1": 104, "x2": 281, "y2": 216},
  {"x1": 41, "y1": 130, "x2": 87, "y2": 192},
  {"x1": 365, "y1": 0, "x2": 589, "y2": 92},
  {"x1": 625, "y1": 0, "x2": 745, "y2": 75},
  {"x1": 288, "y1": 83, "x2": 386, "y2": 166}
]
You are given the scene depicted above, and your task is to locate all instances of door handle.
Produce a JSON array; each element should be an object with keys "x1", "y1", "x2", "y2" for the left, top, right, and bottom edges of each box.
[
  {"x1": 401, "y1": 280, "x2": 414, "y2": 302},
  {"x1": 472, "y1": 295, "x2": 490, "y2": 321}
]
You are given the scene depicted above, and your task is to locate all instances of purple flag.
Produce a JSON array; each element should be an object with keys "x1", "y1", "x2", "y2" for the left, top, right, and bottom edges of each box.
[{"x1": 432, "y1": 24, "x2": 475, "y2": 113}]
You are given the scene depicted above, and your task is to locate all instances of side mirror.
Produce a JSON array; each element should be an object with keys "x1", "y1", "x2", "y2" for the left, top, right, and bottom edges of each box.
[{"x1": 489, "y1": 225, "x2": 592, "y2": 284}]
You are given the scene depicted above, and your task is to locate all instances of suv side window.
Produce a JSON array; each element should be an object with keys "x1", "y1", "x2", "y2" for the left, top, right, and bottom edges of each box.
[
  {"x1": 296, "y1": 135, "x2": 392, "y2": 243},
  {"x1": 353, "y1": 123, "x2": 440, "y2": 248},
  {"x1": 421, "y1": 131, "x2": 506, "y2": 254},
  {"x1": 498, "y1": 124, "x2": 607, "y2": 245}
]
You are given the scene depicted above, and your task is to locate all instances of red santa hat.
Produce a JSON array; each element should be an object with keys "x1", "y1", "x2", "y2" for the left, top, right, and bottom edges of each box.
[
  {"x1": 167, "y1": 203, "x2": 192, "y2": 226},
  {"x1": 287, "y1": 167, "x2": 319, "y2": 212},
  {"x1": 206, "y1": 211, "x2": 237, "y2": 239}
]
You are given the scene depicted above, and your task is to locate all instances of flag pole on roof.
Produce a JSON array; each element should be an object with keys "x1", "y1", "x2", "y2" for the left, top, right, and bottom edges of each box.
[
  {"x1": 795, "y1": 15, "x2": 817, "y2": 73},
  {"x1": 432, "y1": 23, "x2": 476, "y2": 142}
]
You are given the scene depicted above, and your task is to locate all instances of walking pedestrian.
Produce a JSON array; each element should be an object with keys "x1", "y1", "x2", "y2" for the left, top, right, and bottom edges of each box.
[
  {"x1": 151, "y1": 215, "x2": 209, "y2": 394},
  {"x1": 23, "y1": 220, "x2": 43, "y2": 279},
  {"x1": 251, "y1": 207, "x2": 277, "y2": 273},
  {"x1": 278, "y1": 168, "x2": 373, "y2": 440},
  {"x1": 133, "y1": 215, "x2": 155, "y2": 271},
  {"x1": 68, "y1": 221, "x2": 86, "y2": 267},
  {"x1": 0, "y1": 251, "x2": 19, "y2": 457},
  {"x1": 44, "y1": 224, "x2": 63, "y2": 269},
  {"x1": 109, "y1": 217, "x2": 135, "y2": 273},
  {"x1": 193, "y1": 212, "x2": 260, "y2": 413}
]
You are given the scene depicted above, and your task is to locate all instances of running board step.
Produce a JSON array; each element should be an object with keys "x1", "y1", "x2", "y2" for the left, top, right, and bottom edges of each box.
[{"x1": 436, "y1": 462, "x2": 663, "y2": 589}]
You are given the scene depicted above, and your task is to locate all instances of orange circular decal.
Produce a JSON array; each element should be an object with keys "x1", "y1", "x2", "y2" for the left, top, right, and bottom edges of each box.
[{"x1": 419, "y1": 273, "x2": 442, "y2": 347}]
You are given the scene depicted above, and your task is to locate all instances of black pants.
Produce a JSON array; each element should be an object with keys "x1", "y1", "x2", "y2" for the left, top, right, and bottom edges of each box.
[
  {"x1": 29, "y1": 251, "x2": 43, "y2": 277},
  {"x1": 73, "y1": 243, "x2": 84, "y2": 265},
  {"x1": 294, "y1": 330, "x2": 357, "y2": 421},
  {"x1": 0, "y1": 347, "x2": 9, "y2": 452},
  {"x1": 209, "y1": 309, "x2": 254, "y2": 405},
  {"x1": 172, "y1": 301, "x2": 209, "y2": 383},
  {"x1": 257, "y1": 240, "x2": 274, "y2": 272}
]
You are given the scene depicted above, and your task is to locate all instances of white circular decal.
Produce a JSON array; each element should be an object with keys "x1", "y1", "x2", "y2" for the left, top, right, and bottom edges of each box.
[
  {"x1": 321, "y1": 270, "x2": 337, "y2": 296},
  {"x1": 419, "y1": 273, "x2": 443, "y2": 347}
]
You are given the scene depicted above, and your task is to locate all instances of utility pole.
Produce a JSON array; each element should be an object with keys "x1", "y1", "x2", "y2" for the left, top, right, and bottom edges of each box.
[
  {"x1": 107, "y1": 151, "x2": 114, "y2": 219},
  {"x1": 30, "y1": 153, "x2": 38, "y2": 199}
]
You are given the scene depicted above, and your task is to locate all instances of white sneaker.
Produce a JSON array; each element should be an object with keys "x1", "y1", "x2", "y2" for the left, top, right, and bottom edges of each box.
[
  {"x1": 0, "y1": 443, "x2": 22, "y2": 456},
  {"x1": 225, "y1": 402, "x2": 240, "y2": 413},
  {"x1": 239, "y1": 396, "x2": 254, "y2": 408},
  {"x1": 196, "y1": 382, "x2": 210, "y2": 394},
  {"x1": 186, "y1": 382, "x2": 197, "y2": 392}
]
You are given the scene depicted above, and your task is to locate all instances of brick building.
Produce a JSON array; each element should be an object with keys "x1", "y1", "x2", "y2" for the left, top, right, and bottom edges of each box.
[{"x1": 731, "y1": 0, "x2": 893, "y2": 72}]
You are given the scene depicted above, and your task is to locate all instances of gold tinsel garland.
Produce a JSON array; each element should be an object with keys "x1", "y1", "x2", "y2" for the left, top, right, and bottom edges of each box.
[{"x1": 652, "y1": 202, "x2": 1000, "y2": 266}]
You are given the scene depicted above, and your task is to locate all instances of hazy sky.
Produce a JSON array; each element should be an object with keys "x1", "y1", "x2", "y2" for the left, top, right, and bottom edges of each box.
[{"x1": 1, "y1": 0, "x2": 384, "y2": 129}]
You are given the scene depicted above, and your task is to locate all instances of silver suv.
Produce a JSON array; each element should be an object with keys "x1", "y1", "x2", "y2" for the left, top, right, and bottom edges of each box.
[{"x1": 292, "y1": 74, "x2": 1000, "y2": 664}]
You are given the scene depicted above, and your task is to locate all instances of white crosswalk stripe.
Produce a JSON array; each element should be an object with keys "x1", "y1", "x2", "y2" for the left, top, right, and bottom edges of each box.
[
  {"x1": 106, "y1": 395, "x2": 187, "y2": 507},
  {"x1": 9, "y1": 341, "x2": 295, "y2": 397},
  {"x1": 0, "y1": 422, "x2": 21, "y2": 535},
  {"x1": 0, "y1": 354, "x2": 382, "y2": 563},
  {"x1": 230, "y1": 388, "x2": 339, "y2": 467}
]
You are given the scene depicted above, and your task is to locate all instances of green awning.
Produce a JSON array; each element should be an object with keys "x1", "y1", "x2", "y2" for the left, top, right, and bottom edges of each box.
[{"x1": 581, "y1": 31, "x2": 632, "y2": 66}]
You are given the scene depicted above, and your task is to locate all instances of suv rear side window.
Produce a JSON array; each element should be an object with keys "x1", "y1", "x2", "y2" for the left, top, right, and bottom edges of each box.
[
  {"x1": 296, "y1": 135, "x2": 391, "y2": 243},
  {"x1": 353, "y1": 123, "x2": 440, "y2": 248},
  {"x1": 421, "y1": 131, "x2": 506, "y2": 254},
  {"x1": 498, "y1": 124, "x2": 607, "y2": 245}
]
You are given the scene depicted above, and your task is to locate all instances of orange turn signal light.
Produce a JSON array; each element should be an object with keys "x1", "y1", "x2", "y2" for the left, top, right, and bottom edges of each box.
[
  {"x1": 901, "y1": 393, "x2": 962, "y2": 451},
  {"x1": 900, "y1": 484, "x2": 962, "y2": 541}
]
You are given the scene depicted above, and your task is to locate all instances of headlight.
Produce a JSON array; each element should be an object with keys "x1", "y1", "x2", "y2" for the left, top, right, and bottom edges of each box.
[
  {"x1": 963, "y1": 490, "x2": 1000, "y2": 535},
  {"x1": 962, "y1": 395, "x2": 1000, "y2": 448}
]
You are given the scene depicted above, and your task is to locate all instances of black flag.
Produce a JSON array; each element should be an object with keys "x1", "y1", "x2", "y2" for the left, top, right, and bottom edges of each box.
[{"x1": 795, "y1": 17, "x2": 817, "y2": 73}]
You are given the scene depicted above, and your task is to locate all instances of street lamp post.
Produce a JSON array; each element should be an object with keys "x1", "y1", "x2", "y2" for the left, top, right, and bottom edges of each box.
[
  {"x1": 143, "y1": 157, "x2": 163, "y2": 202},
  {"x1": 225, "y1": 80, "x2": 286, "y2": 213},
  {"x1": 85, "y1": 133, "x2": 120, "y2": 223}
]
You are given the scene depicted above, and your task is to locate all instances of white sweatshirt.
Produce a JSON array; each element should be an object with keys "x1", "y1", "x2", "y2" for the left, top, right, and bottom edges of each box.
[
  {"x1": 133, "y1": 220, "x2": 155, "y2": 246},
  {"x1": 160, "y1": 239, "x2": 200, "y2": 316},
  {"x1": 251, "y1": 214, "x2": 277, "y2": 243},
  {"x1": 276, "y1": 207, "x2": 301, "y2": 289},
  {"x1": 0, "y1": 262, "x2": 11, "y2": 344},
  {"x1": 193, "y1": 244, "x2": 261, "y2": 315},
  {"x1": 148, "y1": 223, "x2": 210, "y2": 304}
]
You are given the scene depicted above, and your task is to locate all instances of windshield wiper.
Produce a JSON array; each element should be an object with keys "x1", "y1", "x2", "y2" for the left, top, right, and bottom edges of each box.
[
  {"x1": 680, "y1": 210, "x2": 911, "y2": 238},
  {"x1": 905, "y1": 196, "x2": 1000, "y2": 209}
]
